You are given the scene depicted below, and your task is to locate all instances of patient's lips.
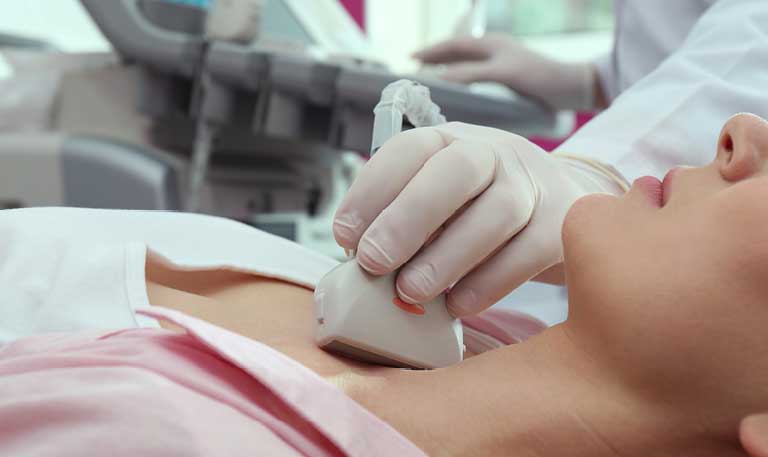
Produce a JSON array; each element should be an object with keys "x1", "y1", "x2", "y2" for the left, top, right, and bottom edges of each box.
[
  {"x1": 633, "y1": 176, "x2": 664, "y2": 207},
  {"x1": 661, "y1": 167, "x2": 680, "y2": 206}
]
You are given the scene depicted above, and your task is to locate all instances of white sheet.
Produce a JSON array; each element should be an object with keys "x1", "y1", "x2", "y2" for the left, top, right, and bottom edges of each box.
[{"x1": 0, "y1": 208, "x2": 339, "y2": 343}]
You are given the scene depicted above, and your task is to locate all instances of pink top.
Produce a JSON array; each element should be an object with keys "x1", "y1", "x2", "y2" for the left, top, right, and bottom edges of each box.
[
  {"x1": 0, "y1": 306, "x2": 427, "y2": 457},
  {"x1": 0, "y1": 208, "x2": 547, "y2": 455},
  {"x1": 0, "y1": 305, "x2": 545, "y2": 456},
  {"x1": 462, "y1": 308, "x2": 547, "y2": 345}
]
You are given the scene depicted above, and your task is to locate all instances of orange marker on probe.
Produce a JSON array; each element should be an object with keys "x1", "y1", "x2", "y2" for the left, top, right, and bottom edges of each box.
[{"x1": 392, "y1": 297, "x2": 426, "y2": 315}]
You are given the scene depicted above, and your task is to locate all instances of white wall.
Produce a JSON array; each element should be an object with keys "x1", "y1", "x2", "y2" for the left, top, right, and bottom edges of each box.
[
  {"x1": 366, "y1": 0, "x2": 470, "y2": 73},
  {"x1": 0, "y1": 1, "x2": 612, "y2": 74},
  {"x1": 0, "y1": 0, "x2": 110, "y2": 52},
  {"x1": 366, "y1": 0, "x2": 611, "y2": 72}
]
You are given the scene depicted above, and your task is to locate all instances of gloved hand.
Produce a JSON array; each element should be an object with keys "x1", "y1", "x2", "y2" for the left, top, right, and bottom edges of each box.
[
  {"x1": 413, "y1": 34, "x2": 598, "y2": 111},
  {"x1": 742, "y1": 413, "x2": 768, "y2": 457},
  {"x1": 333, "y1": 122, "x2": 625, "y2": 317}
]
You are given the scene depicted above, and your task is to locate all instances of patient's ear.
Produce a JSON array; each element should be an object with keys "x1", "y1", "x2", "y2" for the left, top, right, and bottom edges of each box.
[{"x1": 717, "y1": 114, "x2": 768, "y2": 182}]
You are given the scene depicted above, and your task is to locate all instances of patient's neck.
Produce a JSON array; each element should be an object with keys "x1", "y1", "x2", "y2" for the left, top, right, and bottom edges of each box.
[{"x1": 354, "y1": 325, "x2": 698, "y2": 457}]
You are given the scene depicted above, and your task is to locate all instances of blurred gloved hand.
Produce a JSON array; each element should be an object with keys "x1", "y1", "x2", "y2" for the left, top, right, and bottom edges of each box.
[
  {"x1": 742, "y1": 413, "x2": 768, "y2": 457},
  {"x1": 413, "y1": 34, "x2": 598, "y2": 111},
  {"x1": 333, "y1": 122, "x2": 625, "y2": 317}
]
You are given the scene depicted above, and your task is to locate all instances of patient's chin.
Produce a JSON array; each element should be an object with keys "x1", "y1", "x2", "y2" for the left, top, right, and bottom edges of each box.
[
  {"x1": 563, "y1": 193, "x2": 613, "y2": 236},
  {"x1": 561, "y1": 198, "x2": 615, "y2": 273}
]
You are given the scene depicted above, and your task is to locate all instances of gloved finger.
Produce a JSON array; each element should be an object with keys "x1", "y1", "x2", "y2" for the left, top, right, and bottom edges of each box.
[
  {"x1": 412, "y1": 36, "x2": 492, "y2": 64},
  {"x1": 333, "y1": 127, "x2": 448, "y2": 250},
  {"x1": 356, "y1": 140, "x2": 496, "y2": 275},
  {"x1": 395, "y1": 173, "x2": 535, "y2": 303},
  {"x1": 421, "y1": 200, "x2": 472, "y2": 249},
  {"x1": 425, "y1": 199, "x2": 473, "y2": 246},
  {"x1": 741, "y1": 413, "x2": 768, "y2": 457},
  {"x1": 446, "y1": 215, "x2": 562, "y2": 317},
  {"x1": 440, "y1": 62, "x2": 497, "y2": 85}
]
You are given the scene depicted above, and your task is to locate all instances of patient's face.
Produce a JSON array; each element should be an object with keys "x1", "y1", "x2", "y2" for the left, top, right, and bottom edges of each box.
[{"x1": 562, "y1": 113, "x2": 768, "y2": 425}]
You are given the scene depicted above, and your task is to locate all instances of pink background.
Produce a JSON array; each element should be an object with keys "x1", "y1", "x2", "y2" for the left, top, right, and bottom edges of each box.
[{"x1": 339, "y1": 0, "x2": 366, "y2": 31}]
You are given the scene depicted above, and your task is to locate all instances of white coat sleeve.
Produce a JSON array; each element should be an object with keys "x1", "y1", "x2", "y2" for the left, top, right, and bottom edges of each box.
[{"x1": 556, "y1": 0, "x2": 768, "y2": 182}]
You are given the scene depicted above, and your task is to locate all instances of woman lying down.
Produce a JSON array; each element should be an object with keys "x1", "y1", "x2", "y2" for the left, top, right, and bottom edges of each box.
[{"x1": 2, "y1": 115, "x2": 768, "y2": 457}]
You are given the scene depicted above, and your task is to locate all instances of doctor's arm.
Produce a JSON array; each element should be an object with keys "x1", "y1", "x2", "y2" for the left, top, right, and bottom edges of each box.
[
  {"x1": 556, "y1": 0, "x2": 768, "y2": 182},
  {"x1": 413, "y1": 34, "x2": 606, "y2": 111}
]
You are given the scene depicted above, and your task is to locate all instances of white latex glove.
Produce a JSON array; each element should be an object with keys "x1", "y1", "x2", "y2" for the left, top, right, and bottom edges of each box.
[
  {"x1": 333, "y1": 122, "x2": 625, "y2": 317},
  {"x1": 414, "y1": 34, "x2": 597, "y2": 111}
]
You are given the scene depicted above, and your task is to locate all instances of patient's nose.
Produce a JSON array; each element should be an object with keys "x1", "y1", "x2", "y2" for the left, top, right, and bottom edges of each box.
[{"x1": 717, "y1": 114, "x2": 768, "y2": 181}]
